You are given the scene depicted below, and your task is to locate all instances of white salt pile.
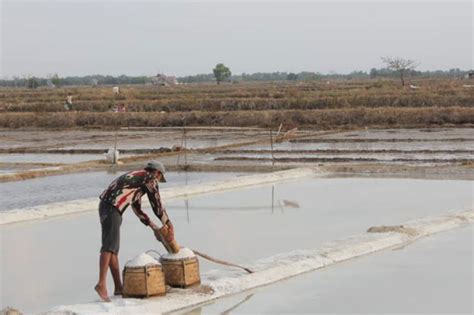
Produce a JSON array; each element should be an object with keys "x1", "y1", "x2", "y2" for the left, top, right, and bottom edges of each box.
[
  {"x1": 126, "y1": 253, "x2": 159, "y2": 267},
  {"x1": 162, "y1": 247, "x2": 196, "y2": 260}
]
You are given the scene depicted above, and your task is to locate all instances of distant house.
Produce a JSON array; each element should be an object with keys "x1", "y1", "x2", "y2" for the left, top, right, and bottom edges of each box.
[
  {"x1": 464, "y1": 71, "x2": 474, "y2": 79},
  {"x1": 151, "y1": 74, "x2": 178, "y2": 86}
]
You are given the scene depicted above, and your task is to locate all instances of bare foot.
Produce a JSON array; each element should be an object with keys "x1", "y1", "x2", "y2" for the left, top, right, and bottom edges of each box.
[
  {"x1": 94, "y1": 284, "x2": 111, "y2": 302},
  {"x1": 113, "y1": 288, "x2": 122, "y2": 296}
]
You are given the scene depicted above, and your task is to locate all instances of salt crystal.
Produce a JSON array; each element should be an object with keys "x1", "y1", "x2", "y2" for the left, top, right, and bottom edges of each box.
[
  {"x1": 162, "y1": 247, "x2": 196, "y2": 260},
  {"x1": 125, "y1": 253, "x2": 159, "y2": 267}
]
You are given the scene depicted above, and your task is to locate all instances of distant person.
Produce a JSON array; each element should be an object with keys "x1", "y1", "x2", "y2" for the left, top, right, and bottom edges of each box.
[
  {"x1": 111, "y1": 104, "x2": 126, "y2": 113},
  {"x1": 95, "y1": 161, "x2": 175, "y2": 302},
  {"x1": 117, "y1": 104, "x2": 126, "y2": 112},
  {"x1": 64, "y1": 93, "x2": 73, "y2": 110}
]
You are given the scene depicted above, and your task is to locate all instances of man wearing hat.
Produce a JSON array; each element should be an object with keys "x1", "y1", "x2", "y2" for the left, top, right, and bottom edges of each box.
[{"x1": 95, "y1": 161, "x2": 173, "y2": 302}]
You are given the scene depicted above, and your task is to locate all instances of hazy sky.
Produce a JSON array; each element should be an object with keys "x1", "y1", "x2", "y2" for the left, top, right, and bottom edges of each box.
[{"x1": 1, "y1": 0, "x2": 472, "y2": 78}]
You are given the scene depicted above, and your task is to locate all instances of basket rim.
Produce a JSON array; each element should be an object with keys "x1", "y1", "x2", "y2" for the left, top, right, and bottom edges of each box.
[
  {"x1": 160, "y1": 256, "x2": 198, "y2": 262},
  {"x1": 124, "y1": 263, "x2": 162, "y2": 270}
]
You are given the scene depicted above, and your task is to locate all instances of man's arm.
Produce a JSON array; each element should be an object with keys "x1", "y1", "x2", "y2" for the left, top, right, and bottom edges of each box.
[
  {"x1": 145, "y1": 181, "x2": 178, "y2": 251},
  {"x1": 131, "y1": 194, "x2": 151, "y2": 226},
  {"x1": 145, "y1": 181, "x2": 170, "y2": 226}
]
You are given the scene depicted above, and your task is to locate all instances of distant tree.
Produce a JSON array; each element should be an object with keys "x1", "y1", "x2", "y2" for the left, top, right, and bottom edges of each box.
[
  {"x1": 12, "y1": 76, "x2": 20, "y2": 87},
  {"x1": 369, "y1": 68, "x2": 378, "y2": 79},
  {"x1": 178, "y1": 73, "x2": 214, "y2": 84},
  {"x1": 51, "y1": 74, "x2": 62, "y2": 87},
  {"x1": 1, "y1": 68, "x2": 471, "y2": 88},
  {"x1": 298, "y1": 72, "x2": 321, "y2": 81},
  {"x1": 287, "y1": 73, "x2": 298, "y2": 81},
  {"x1": 348, "y1": 71, "x2": 369, "y2": 80},
  {"x1": 27, "y1": 77, "x2": 39, "y2": 89},
  {"x1": 381, "y1": 56, "x2": 420, "y2": 86},
  {"x1": 213, "y1": 63, "x2": 231, "y2": 85}
]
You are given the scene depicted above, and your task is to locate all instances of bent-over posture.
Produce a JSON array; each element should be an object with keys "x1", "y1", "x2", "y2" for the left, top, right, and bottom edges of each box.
[{"x1": 95, "y1": 161, "x2": 174, "y2": 302}]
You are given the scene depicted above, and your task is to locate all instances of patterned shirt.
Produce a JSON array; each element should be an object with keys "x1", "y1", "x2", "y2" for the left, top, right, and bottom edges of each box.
[{"x1": 100, "y1": 170, "x2": 169, "y2": 226}]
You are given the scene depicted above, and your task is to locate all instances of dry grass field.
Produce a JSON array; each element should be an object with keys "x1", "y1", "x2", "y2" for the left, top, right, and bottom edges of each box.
[{"x1": 0, "y1": 79, "x2": 473, "y2": 129}]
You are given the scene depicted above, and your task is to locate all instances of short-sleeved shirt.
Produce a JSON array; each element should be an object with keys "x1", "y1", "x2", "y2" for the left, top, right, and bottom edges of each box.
[{"x1": 100, "y1": 170, "x2": 169, "y2": 226}]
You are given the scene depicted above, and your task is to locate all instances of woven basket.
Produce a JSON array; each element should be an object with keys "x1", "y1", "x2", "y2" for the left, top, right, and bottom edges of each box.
[
  {"x1": 122, "y1": 264, "x2": 166, "y2": 298},
  {"x1": 160, "y1": 256, "x2": 201, "y2": 288}
]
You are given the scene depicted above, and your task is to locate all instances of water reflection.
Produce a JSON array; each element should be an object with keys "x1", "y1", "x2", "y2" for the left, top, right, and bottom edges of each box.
[
  {"x1": 221, "y1": 293, "x2": 255, "y2": 315},
  {"x1": 182, "y1": 293, "x2": 255, "y2": 315},
  {"x1": 176, "y1": 185, "x2": 300, "y2": 223},
  {"x1": 105, "y1": 168, "x2": 122, "y2": 175}
]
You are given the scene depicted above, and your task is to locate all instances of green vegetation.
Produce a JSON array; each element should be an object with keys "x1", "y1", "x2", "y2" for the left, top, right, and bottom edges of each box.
[
  {"x1": 0, "y1": 69, "x2": 469, "y2": 88},
  {"x1": 213, "y1": 63, "x2": 232, "y2": 85},
  {"x1": 50, "y1": 74, "x2": 62, "y2": 87},
  {"x1": 26, "y1": 77, "x2": 39, "y2": 89}
]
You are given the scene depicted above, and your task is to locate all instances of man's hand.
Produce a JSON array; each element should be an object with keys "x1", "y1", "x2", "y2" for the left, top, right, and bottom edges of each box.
[
  {"x1": 148, "y1": 221, "x2": 175, "y2": 244},
  {"x1": 166, "y1": 221, "x2": 175, "y2": 240}
]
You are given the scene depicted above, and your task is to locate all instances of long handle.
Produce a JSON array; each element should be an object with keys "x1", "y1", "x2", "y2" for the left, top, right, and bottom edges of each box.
[{"x1": 191, "y1": 249, "x2": 253, "y2": 274}]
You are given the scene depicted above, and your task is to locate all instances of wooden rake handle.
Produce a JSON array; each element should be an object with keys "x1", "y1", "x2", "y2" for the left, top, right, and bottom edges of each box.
[{"x1": 191, "y1": 248, "x2": 254, "y2": 274}]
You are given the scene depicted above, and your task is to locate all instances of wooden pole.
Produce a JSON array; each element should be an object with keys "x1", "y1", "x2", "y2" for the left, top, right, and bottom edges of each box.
[
  {"x1": 177, "y1": 128, "x2": 184, "y2": 166},
  {"x1": 270, "y1": 128, "x2": 275, "y2": 167},
  {"x1": 113, "y1": 129, "x2": 118, "y2": 164},
  {"x1": 271, "y1": 185, "x2": 274, "y2": 214},
  {"x1": 184, "y1": 127, "x2": 187, "y2": 168}
]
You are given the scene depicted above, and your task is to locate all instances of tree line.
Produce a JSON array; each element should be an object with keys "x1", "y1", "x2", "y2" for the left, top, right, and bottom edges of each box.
[{"x1": 0, "y1": 67, "x2": 469, "y2": 88}]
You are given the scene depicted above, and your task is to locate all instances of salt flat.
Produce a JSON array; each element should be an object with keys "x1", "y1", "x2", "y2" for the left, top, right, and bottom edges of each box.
[
  {"x1": 0, "y1": 176, "x2": 471, "y2": 313},
  {"x1": 182, "y1": 225, "x2": 473, "y2": 314}
]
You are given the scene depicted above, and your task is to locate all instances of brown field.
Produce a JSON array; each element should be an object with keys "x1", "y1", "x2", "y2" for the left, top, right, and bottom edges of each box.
[{"x1": 0, "y1": 79, "x2": 473, "y2": 129}]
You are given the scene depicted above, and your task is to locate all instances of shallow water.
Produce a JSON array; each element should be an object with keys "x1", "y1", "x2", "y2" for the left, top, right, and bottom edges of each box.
[
  {"x1": 0, "y1": 171, "x2": 247, "y2": 211},
  {"x1": 0, "y1": 153, "x2": 119, "y2": 164},
  {"x1": 59, "y1": 137, "x2": 255, "y2": 150},
  {"x1": 214, "y1": 151, "x2": 474, "y2": 161},
  {"x1": 241, "y1": 140, "x2": 474, "y2": 151},
  {"x1": 183, "y1": 225, "x2": 473, "y2": 314},
  {"x1": 322, "y1": 128, "x2": 474, "y2": 140},
  {"x1": 0, "y1": 177, "x2": 472, "y2": 313},
  {"x1": 0, "y1": 129, "x2": 268, "y2": 152},
  {"x1": 238, "y1": 128, "x2": 474, "y2": 152},
  {"x1": 0, "y1": 169, "x2": 16, "y2": 174}
]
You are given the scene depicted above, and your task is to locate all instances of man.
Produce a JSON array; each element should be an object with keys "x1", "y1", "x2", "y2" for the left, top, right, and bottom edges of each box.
[
  {"x1": 94, "y1": 161, "x2": 174, "y2": 302},
  {"x1": 64, "y1": 92, "x2": 73, "y2": 111}
]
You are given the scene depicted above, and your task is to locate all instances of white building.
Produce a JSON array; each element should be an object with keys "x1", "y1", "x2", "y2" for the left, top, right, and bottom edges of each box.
[{"x1": 151, "y1": 74, "x2": 178, "y2": 86}]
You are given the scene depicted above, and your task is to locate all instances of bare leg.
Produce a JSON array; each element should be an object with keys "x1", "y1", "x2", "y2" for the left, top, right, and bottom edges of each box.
[
  {"x1": 109, "y1": 253, "x2": 122, "y2": 295},
  {"x1": 95, "y1": 251, "x2": 112, "y2": 302}
]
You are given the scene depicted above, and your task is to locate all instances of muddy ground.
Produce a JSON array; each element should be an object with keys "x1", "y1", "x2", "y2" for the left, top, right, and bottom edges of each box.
[
  {"x1": 0, "y1": 127, "x2": 472, "y2": 182},
  {"x1": 0, "y1": 127, "x2": 472, "y2": 313}
]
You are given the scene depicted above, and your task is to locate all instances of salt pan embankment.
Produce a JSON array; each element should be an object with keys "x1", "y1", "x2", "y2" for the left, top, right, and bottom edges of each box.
[
  {"x1": 0, "y1": 168, "x2": 319, "y2": 225},
  {"x1": 49, "y1": 208, "x2": 473, "y2": 315}
]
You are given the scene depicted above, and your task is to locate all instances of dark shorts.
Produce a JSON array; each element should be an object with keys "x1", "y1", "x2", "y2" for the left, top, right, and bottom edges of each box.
[{"x1": 99, "y1": 200, "x2": 122, "y2": 254}]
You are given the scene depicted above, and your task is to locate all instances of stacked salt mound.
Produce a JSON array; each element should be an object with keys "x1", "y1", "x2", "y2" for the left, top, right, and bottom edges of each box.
[
  {"x1": 162, "y1": 247, "x2": 196, "y2": 260},
  {"x1": 126, "y1": 253, "x2": 159, "y2": 267}
]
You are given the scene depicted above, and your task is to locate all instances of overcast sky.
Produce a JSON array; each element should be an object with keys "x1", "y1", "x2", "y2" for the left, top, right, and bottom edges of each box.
[{"x1": 1, "y1": 0, "x2": 472, "y2": 78}]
